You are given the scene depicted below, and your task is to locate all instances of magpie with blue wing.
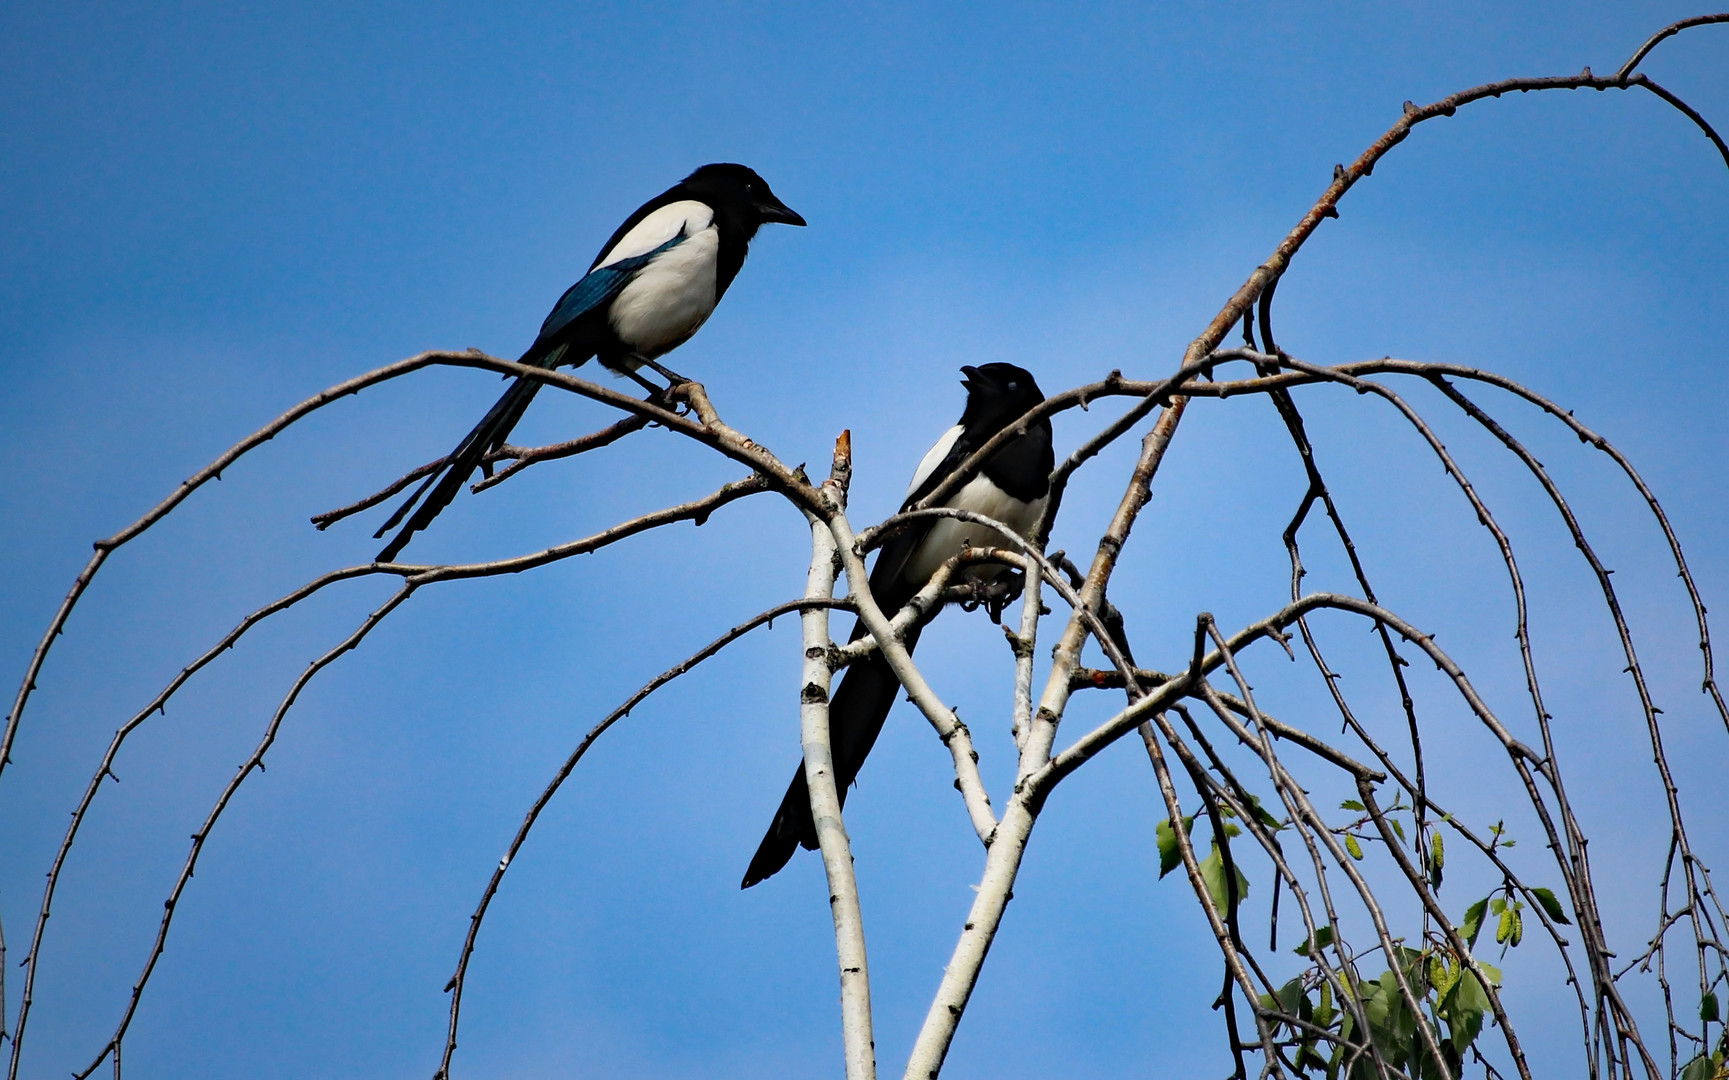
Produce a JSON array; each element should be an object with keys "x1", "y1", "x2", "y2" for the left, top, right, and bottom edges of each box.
[
  {"x1": 373, "y1": 163, "x2": 804, "y2": 562},
  {"x1": 742, "y1": 363, "x2": 1052, "y2": 888}
]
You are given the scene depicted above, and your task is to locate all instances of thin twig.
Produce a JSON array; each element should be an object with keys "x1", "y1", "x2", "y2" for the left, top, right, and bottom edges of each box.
[
  {"x1": 72, "y1": 586, "x2": 417, "y2": 1080},
  {"x1": 431, "y1": 596, "x2": 854, "y2": 1078}
]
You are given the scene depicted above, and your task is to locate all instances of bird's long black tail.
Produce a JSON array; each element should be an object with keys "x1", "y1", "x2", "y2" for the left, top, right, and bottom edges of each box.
[
  {"x1": 373, "y1": 372, "x2": 545, "y2": 563},
  {"x1": 741, "y1": 622, "x2": 924, "y2": 889}
]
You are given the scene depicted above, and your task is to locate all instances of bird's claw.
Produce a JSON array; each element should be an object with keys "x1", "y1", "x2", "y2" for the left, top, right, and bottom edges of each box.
[{"x1": 638, "y1": 356, "x2": 690, "y2": 387}]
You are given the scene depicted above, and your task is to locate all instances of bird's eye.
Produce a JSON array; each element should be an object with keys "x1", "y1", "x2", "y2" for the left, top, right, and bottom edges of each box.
[{"x1": 1007, "y1": 381, "x2": 1019, "y2": 391}]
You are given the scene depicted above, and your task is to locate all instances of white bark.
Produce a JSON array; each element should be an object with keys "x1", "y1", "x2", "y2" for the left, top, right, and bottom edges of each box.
[
  {"x1": 803, "y1": 476, "x2": 877, "y2": 1080},
  {"x1": 902, "y1": 798, "x2": 1035, "y2": 1080},
  {"x1": 1010, "y1": 566, "x2": 1042, "y2": 753},
  {"x1": 824, "y1": 512, "x2": 999, "y2": 845}
]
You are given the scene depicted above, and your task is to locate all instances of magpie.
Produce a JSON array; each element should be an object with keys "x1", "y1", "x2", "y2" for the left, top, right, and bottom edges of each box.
[
  {"x1": 742, "y1": 362, "x2": 1053, "y2": 888},
  {"x1": 373, "y1": 163, "x2": 804, "y2": 563}
]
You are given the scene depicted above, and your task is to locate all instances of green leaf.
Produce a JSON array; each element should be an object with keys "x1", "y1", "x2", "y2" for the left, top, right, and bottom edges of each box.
[
  {"x1": 1199, "y1": 842, "x2": 1250, "y2": 914},
  {"x1": 1293, "y1": 924, "x2": 1336, "y2": 957},
  {"x1": 1461, "y1": 897, "x2": 1490, "y2": 948},
  {"x1": 1454, "y1": 969, "x2": 1491, "y2": 1013},
  {"x1": 1395, "y1": 944, "x2": 1426, "y2": 973},
  {"x1": 1276, "y1": 977, "x2": 1306, "y2": 1017},
  {"x1": 1345, "y1": 834, "x2": 1364, "y2": 860},
  {"x1": 1501, "y1": 838, "x2": 1516, "y2": 848},
  {"x1": 1391, "y1": 817, "x2": 1406, "y2": 843},
  {"x1": 1441, "y1": 969, "x2": 1490, "y2": 1053},
  {"x1": 1246, "y1": 794, "x2": 1284, "y2": 831},
  {"x1": 1531, "y1": 886, "x2": 1571, "y2": 925},
  {"x1": 1365, "y1": 971, "x2": 1396, "y2": 1041},
  {"x1": 1372, "y1": 970, "x2": 1415, "y2": 1065},
  {"x1": 1701, "y1": 991, "x2": 1720, "y2": 1023},
  {"x1": 1340, "y1": 799, "x2": 1365, "y2": 812},
  {"x1": 1679, "y1": 1054, "x2": 1714, "y2": 1080},
  {"x1": 1155, "y1": 813, "x2": 1198, "y2": 879}
]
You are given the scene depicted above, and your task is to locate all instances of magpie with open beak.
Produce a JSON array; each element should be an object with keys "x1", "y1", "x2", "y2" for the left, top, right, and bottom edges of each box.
[
  {"x1": 371, "y1": 163, "x2": 804, "y2": 563},
  {"x1": 742, "y1": 362, "x2": 1052, "y2": 888}
]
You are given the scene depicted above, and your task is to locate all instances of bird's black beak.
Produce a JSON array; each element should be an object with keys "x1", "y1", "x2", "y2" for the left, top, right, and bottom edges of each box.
[
  {"x1": 756, "y1": 197, "x2": 806, "y2": 227},
  {"x1": 960, "y1": 365, "x2": 981, "y2": 389}
]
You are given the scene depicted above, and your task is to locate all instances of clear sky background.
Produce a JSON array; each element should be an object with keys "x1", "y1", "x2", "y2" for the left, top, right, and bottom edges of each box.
[{"x1": 2, "y1": 3, "x2": 1726, "y2": 1078}]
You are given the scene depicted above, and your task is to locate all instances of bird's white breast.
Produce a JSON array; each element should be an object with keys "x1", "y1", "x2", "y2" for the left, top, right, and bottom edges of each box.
[
  {"x1": 608, "y1": 224, "x2": 720, "y2": 358},
  {"x1": 592, "y1": 199, "x2": 721, "y2": 360},
  {"x1": 901, "y1": 474, "x2": 1047, "y2": 586}
]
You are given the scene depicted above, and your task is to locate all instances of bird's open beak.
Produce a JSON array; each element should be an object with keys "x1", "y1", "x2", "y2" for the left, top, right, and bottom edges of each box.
[
  {"x1": 960, "y1": 365, "x2": 981, "y2": 389},
  {"x1": 757, "y1": 198, "x2": 806, "y2": 227}
]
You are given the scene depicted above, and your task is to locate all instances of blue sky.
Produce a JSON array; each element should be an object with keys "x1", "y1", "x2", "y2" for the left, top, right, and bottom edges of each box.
[{"x1": 2, "y1": 2, "x2": 1726, "y2": 1077}]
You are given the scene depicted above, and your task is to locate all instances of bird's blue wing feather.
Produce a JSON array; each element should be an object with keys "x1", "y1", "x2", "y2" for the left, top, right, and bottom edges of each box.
[{"x1": 536, "y1": 232, "x2": 689, "y2": 344}]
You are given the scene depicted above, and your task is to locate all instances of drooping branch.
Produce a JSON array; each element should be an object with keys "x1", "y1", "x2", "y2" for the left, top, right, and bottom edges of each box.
[
  {"x1": 469, "y1": 413, "x2": 659, "y2": 492},
  {"x1": 311, "y1": 411, "x2": 659, "y2": 530},
  {"x1": 66, "y1": 585, "x2": 417, "y2": 1080},
  {"x1": 1199, "y1": 621, "x2": 1463, "y2": 1080},
  {"x1": 2, "y1": 354, "x2": 824, "y2": 795},
  {"x1": 433, "y1": 593, "x2": 855, "y2": 1079},
  {"x1": 1190, "y1": 355, "x2": 1725, "y2": 737}
]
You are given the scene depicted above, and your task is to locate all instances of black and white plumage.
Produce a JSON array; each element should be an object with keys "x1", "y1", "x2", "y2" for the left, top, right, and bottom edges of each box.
[
  {"x1": 372, "y1": 163, "x2": 804, "y2": 563},
  {"x1": 742, "y1": 363, "x2": 1053, "y2": 889}
]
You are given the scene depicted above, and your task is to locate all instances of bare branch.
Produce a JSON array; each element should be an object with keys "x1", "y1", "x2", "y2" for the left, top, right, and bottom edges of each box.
[
  {"x1": 3, "y1": 352, "x2": 823, "y2": 793},
  {"x1": 311, "y1": 412, "x2": 659, "y2": 530},
  {"x1": 69, "y1": 585, "x2": 417, "y2": 1080},
  {"x1": 432, "y1": 595, "x2": 854, "y2": 1079},
  {"x1": 824, "y1": 512, "x2": 999, "y2": 846},
  {"x1": 469, "y1": 412, "x2": 657, "y2": 493},
  {"x1": 799, "y1": 431, "x2": 877, "y2": 1080},
  {"x1": 1615, "y1": 13, "x2": 1729, "y2": 81}
]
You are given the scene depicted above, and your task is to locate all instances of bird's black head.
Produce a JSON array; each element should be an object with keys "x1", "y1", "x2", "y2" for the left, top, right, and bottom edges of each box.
[
  {"x1": 959, "y1": 363, "x2": 1045, "y2": 433},
  {"x1": 682, "y1": 163, "x2": 806, "y2": 234}
]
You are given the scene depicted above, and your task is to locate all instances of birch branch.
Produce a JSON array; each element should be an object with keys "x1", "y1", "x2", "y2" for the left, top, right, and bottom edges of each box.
[
  {"x1": 67, "y1": 585, "x2": 417, "y2": 1080},
  {"x1": 431, "y1": 594, "x2": 853, "y2": 1079},
  {"x1": 3, "y1": 352, "x2": 821, "y2": 792},
  {"x1": 313, "y1": 410, "x2": 660, "y2": 529},
  {"x1": 1020, "y1": 414, "x2": 1179, "y2": 781},
  {"x1": 801, "y1": 431, "x2": 877, "y2": 1080},
  {"x1": 824, "y1": 514, "x2": 998, "y2": 845}
]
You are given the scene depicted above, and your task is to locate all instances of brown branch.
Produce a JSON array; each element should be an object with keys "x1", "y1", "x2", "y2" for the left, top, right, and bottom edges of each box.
[
  {"x1": 1614, "y1": 14, "x2": 1729, "y2": 81},
  {"x1": 1020, "y1": 414, "x2": 1183, "y2": 786},
  {"x1": 2, "y1": 352, "x2": 822, "y2": 797},
  {"x1": 434, "y1": 595, "x2": 855, "y2": 1079},
  {"x1": 7, "y1": 474, "x2": 773, "y2": 1078},
  {"x1": 470, "y1": 412, "x2": 656, "y2": 493},
  {"x1": 392, "y1": 474, "x2": 774, "y2": 583},
  {"x1": 1196, "y1": 623, "x2": 1464, "y2": 1080},
  {"x1": 1069, "y1": 666, "x2": 1388, "y2": 783},
  {"x1": 5, "y1": 566, "x2": 376, "y2": 1074},
  {"x1": 311, "y1": 409, "x2": 663, "y2": 531},
  {"x1": 72, "y1": 585, "x2": 417, "y2": 1080},
  {"x1": 1628, "y1": 74, "x2": 1729, "y2": 172}
]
